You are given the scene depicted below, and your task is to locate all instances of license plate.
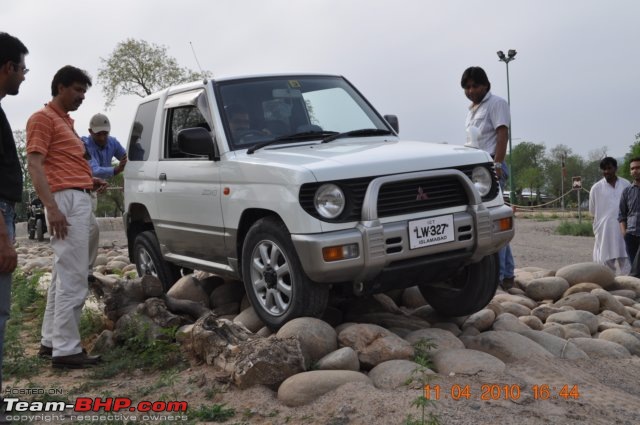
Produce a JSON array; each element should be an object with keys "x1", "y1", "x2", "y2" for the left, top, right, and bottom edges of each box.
[{"x1": 408, "y1": 215, "x2": 454, "y2": 249}]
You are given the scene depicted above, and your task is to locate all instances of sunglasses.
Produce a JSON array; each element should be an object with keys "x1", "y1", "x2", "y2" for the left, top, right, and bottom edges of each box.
[{"x1": 11, "y1": 62, "x2": 29, "y2": 75}]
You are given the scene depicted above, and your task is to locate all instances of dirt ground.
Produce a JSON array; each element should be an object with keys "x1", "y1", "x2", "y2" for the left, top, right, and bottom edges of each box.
[{"x1": 7, "y1": 215, "x2": 640, "y2": 425}]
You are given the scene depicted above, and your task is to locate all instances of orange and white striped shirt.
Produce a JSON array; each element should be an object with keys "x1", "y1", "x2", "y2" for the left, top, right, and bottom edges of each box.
[{"x1": 26, "y1": 103, "x2": 92, "y2": 193}]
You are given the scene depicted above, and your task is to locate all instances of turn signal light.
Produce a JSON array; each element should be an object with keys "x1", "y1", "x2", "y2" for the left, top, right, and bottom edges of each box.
[
  {"x1": 322, "y1": 244, "x2": 359, "y2": 262},
  {"x1": 494, "y1": 217, "x2": 513, "y2": 232}
]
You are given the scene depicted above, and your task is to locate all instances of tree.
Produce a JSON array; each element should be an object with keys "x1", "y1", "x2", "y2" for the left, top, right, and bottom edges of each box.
[
  {"x1": 13, "y1": 130, "x2": 34, "y2": 220},
  {"x1": 620, "y1": 132, "x2": 640, "y2": 180},
  {"x1": 508, "y1": 141, "x2": 546, "y2": 201},
  {"x1": 96, "y1": 173, "x2": 125, "y2": 217},
  {"x1": 98, "y1": 38, "x2": 210, "y2": 108}
]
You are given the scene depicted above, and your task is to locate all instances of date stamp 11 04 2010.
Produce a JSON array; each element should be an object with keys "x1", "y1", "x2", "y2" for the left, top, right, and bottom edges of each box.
[{"x1": 424, "y1": 384, "x2": 580, "y2": 401}]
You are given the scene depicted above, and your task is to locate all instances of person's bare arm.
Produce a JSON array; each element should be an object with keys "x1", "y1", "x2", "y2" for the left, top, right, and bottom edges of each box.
[
  {"x1": 27, "y1": 152, "x2": 69, "y2": 239},
  {"x1": 494, "y1": 125, "x2": 509, "y2": 179},
  {"x1": 114, "y1": 153, "x2": 127, "y2": 175},
  {"x1": 620, "y1": 221, "x2": 627, "y2": 237},
  {"x1": 0, "y1": 214, "x2": 17, "y2": 273}
]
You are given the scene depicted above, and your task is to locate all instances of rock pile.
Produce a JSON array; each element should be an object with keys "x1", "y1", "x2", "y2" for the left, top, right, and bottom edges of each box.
[{"x1": 15, "y1": 245, "x2": 640, "y2": 408}]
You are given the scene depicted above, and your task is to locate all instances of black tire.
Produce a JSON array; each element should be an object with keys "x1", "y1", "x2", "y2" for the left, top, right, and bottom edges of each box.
[
  {"x1": 419, "y1": 253, "x2": 499, "y2": 317},
  {"x1": 36, "y1": 218, "x2": 44, "y2": 242},
  {"x1": 133, "y1": 230, "x2": 180, "y2": 292},
  {"x1": 241, "y1": 217, "x2": 329, "y2": 330}
]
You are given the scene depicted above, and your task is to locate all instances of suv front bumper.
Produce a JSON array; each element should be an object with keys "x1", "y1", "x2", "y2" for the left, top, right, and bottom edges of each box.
[{"x1": 291, "y1": 169, "x2": 514, "y2": 285}]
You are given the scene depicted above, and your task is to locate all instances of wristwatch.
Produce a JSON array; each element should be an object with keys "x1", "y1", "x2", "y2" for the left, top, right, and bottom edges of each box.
[{"x1": 494, "y1": 162, "x2": 503, "y2": 169}]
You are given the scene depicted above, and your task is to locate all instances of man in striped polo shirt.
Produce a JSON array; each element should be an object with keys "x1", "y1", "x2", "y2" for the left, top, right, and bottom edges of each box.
[{"x1": 26, "y1": 65, "x2": 107, "y2": 369}]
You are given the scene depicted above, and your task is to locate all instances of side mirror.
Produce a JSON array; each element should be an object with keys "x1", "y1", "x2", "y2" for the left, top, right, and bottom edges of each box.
[
  {"x1": 177, "y1": 127, "x2": 219, "y2": 161},
  {"x1": 384, "y1": 115, "x2": 399, "y2": 133}
]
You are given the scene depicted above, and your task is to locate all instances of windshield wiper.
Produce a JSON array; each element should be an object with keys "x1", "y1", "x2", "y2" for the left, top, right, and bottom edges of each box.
[
  {"x1": 247, "y1": 131, "x2": 338, "y2": 154},
  {"x1": 321, "y1": 128, "x2": 393, "y2": 144}
]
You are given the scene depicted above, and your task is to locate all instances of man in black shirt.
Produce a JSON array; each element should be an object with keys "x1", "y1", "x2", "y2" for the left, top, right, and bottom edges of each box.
[
  {"x1": 0, "y1": 32, "x2": 28, "y2": 424},
  {"x1": 619, "y1": 157, "x2": 640, "y2": 277}
]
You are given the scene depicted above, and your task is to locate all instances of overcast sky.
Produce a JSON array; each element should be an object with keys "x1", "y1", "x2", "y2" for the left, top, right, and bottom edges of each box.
[{"x1": 3, "y1": 0, "x2": 639, "y2": 160}]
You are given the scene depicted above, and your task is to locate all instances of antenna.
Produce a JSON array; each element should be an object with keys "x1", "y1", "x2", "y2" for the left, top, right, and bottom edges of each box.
[{"x1": 189, "y1": 41, "x2": 208, "y2": 83}]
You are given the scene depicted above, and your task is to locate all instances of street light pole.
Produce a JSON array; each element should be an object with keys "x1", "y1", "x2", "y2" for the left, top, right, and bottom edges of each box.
[{"x1": 497, "y1": 49, "x2": 517, "y2": 205}]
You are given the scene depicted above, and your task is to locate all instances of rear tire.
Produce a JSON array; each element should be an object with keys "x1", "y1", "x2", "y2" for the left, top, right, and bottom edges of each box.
[
  {"x1": 419, "y1": 253, "x2": 499, "y2": 317},
  {"x1": 241, "y1": 217, "x2": 329, "y2": 330},
  {"x1": 133, "y1": 230, "x2": 180, "y2": 291}
]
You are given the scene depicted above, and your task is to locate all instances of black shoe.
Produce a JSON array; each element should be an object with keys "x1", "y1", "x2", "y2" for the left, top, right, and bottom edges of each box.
[
  {"x1": 38, "y1": 344, "x2": 53, "y2": 359},
  {"x1": 52, "y1": 350, "x2": 101, "y2": 369},
  {"x1": 501, "y1": 277, "x2": 515, "y2": 290}
]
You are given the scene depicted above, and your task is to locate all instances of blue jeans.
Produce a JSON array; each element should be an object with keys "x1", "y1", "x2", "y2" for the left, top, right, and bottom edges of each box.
[
  {"x1": 498, "y1": 162, "x2": 515, "y2": 280},
  {"x1": 0, "y1": 199, "x2": 16, "y2": 393}
]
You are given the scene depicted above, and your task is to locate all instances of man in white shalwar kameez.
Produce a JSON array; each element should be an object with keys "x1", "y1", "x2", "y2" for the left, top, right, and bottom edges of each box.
[{"x1": 589, "y1": 157, "x2": 630, "y2": 275}]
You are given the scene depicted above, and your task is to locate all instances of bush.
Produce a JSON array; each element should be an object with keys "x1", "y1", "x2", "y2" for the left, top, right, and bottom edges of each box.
[{"x1": 555, "y1": 220, "x2": 594, "y2": 237}]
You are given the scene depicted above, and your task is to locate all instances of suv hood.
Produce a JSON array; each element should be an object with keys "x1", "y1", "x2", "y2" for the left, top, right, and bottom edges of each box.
[{"x1": 237, "y1": 138, "x2": 492, "y2": 181}]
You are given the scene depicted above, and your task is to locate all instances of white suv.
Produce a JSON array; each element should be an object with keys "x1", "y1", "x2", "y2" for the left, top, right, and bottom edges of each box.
[{"x1": 123, "y1": 74, "x2": 514, "y2": 329}]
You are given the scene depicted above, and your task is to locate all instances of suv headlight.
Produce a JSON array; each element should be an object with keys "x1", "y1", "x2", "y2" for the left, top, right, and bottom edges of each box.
[
  {"x1": 314, "y1": 184, "x2": 345, "y2": 219},
  {"x1": 471, "y1": 166, "x2": 492, "y2": 197}
]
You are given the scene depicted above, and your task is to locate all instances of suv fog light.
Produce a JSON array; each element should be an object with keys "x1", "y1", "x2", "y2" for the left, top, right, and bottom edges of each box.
[
  {"x1": 322, "y1": 243, "x2": 359, "y2": 262},
  {"x1": 493, "y1": 217, "x2": 513, "y2": 232}
]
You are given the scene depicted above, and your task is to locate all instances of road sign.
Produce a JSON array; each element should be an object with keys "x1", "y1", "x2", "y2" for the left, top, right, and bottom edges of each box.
[{"x1": 572, "y1": 176, "x2": 582, "y2": 190}]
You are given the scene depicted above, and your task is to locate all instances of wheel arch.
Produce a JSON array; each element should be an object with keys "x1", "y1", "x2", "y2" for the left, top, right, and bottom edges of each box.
[
  {"x1": 235, "y1": 208, "x2": 285, "y2": 273},
  {"x1": 126, "y1": 202, "x2": 155, "y2": 263}
]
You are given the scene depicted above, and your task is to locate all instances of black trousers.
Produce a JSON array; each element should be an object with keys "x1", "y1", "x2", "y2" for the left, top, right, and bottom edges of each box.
[{"x1": 625, "y1": 233, "x2": 640, "y2": 277}]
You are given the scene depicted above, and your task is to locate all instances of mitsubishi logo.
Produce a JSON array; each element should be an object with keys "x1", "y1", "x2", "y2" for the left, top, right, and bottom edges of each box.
[{"x1": 416, "y1": 186, "x2": 429, "y2": 200}]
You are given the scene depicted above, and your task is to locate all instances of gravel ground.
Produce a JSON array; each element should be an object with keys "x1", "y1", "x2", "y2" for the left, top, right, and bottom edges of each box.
[
  {"x1": 16, "y1": 214, "x2": 639, "y2": 425},
  {"x1": 510, "y1": 216, "x2": 594, "y2": 271}
]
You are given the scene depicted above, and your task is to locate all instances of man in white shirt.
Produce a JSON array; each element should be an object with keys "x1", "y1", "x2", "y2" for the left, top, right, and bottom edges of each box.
[
  {"x1": 461, "y1": 66, "x2": 514, "y2": 289},
  {"x1": 590, "y1": 157, "x2": 630, "y2": 274}
]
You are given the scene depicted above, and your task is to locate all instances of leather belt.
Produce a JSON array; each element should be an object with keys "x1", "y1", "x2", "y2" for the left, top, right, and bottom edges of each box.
[{"x1": 70, "y1": 187, "x2": 92, "y2": 194}]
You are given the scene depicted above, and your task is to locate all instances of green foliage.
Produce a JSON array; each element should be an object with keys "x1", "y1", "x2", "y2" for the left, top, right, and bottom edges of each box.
[
  {"x1": 190, "y1": 403, "x2": 236, "y2": 422},
  {"x1": 98, "y1": 38, "x2": 210, "y2": 108},
  {"x1": 95, "y1": 172, "x2": 125, "y2": 217},
  {"x1": 13, "y1": 129, "x2": 35, "y2": 220},
  {"x1": 509, "y1": 141, "x2": 546, "y2": 195},
  {"x1": 89, "y1": 316, "x2": 185, "y2": 379},
  {"x1": 4, "y1": 271, "x2": 46, "y2": 380},
  {"x1": 555, "y1": 220, "x2": 594, "y2": 236},
  {"x1": 620, "y1": 132, "x2": 640, "y2": 181},
  {"x1": 413, "y1": 338, "x2": 437, "y2": 369},
  {"x1": 404, "y1": 338, "x2": 441, "y2": 425},
  {"x1": 79, "y1": 307, "x2": 107, "y2": 340}
]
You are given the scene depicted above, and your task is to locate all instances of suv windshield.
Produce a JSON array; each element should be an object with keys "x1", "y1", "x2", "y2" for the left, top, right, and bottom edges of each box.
[{"x1": 215, "y1": 75, "x2": 392, "y2": 151}]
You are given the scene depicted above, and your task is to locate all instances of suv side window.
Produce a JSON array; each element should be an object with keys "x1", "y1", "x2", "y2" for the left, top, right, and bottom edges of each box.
[
  {"x1": 164, "y1": 105, "x2": 210, "y2": 159},
  {"x1": 128, "y1": 99, "x2": 158, "y2": 161}
]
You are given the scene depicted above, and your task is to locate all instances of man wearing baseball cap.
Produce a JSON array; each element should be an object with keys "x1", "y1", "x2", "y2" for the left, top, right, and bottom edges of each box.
[
  {"x1": 83, "y1": 113, "x2": 127, "y2": 179},
  {"x1": 82, "y1": 113, "x2": 127, "y2": 282}
]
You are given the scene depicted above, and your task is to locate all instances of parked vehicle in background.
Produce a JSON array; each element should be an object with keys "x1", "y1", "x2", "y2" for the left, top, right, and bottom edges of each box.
[
  {"x1": 123, "y1": 73, "x2": 514, "y2": 329},
  {"x1": 27, "y1": 197, "x2": 47, "y2": 241}
]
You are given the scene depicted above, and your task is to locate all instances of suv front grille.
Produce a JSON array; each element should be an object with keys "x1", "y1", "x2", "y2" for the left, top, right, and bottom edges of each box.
[
  {"x1": 377, "y1": 176, "x2": 468, "y2": 217},
  {"x1": 299, "y1": 164, "x2": 497, "y2": 223}
]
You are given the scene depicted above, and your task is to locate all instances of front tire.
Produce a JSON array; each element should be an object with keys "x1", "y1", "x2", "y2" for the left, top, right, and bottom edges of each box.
[
  {"x1": 133, "y1": 230, "x2": 180, "y2": 291},
  {"x1": 419, "y1": 253, "x2": 499, "y2": 317},
  {"x1": 241, "y1": 217, "x2": 329, "y2": 330}
]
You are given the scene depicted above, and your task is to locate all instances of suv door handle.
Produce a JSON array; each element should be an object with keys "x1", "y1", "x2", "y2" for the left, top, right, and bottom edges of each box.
[{"x1": 159, "y1": 173, "x2": 167, "y2": 181}]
